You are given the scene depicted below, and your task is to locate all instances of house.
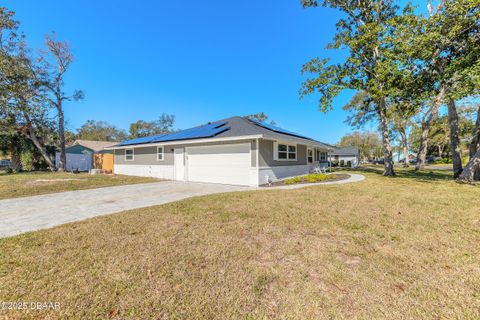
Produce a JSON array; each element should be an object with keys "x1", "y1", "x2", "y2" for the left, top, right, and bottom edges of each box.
[
  {"x1": 106, "y1": 116, "x2": 333, "y2": 186},
  {"x1": 328, "y1": 147, "x2": 359, "y2": 167},
  {"x1": 56, "y1": 140, "x2": 115, "y2": 172}
]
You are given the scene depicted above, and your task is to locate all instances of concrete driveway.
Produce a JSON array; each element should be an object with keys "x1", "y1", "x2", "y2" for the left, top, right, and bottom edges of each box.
[{"x1": 0, "y1": 181, "x2": 251, "y2": 238}]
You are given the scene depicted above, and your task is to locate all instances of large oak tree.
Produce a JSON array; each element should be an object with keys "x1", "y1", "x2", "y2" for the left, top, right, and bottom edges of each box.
[{"x1": 300, "y1": 0, "x2": 411, "y2": 176}]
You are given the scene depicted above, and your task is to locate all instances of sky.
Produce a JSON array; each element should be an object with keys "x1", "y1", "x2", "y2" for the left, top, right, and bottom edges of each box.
[{"x1": 5, "y1": 0, "x2": 386, "y2": 144}]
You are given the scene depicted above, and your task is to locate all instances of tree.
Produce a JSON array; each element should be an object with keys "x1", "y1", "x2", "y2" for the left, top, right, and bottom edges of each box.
[
  {"x1": 405, "y1": 0, "x2": 480, "y2": 177},
  {"x1": 390, "y1": 108, "x2": 413, "y2": 167},
  {"x1": 414, "y1": 102, "x2": 441, "y2": 170},
  {"x1": 469, "y1": 105, "x2": 480, "y2": 160},
  {"x1": 434, "y1": 0, "x2": 479, "y2": 178},
  {"x1": 0, "y1": 7, "x2": 56, "y2": 170},
  {"x1": 246, "y1": 112, "x2": 276, "y2": 125},
  {"x1": 0, "y1": 115, "x2": 22, "y2": 171},
  {"x1": 459, "y1": 104, "x2": 480, "y2": 182},
  {"x1": 338, "y1": 131, "x2": 382, "y2": 161},
  {"x1": 39, "y1": 33, "x2": 84, "y2": 172},
  {"x1": 300, "y1": 0, "x2": 411, "y2": 176},
  {"x1": 129, "y1": 113, "x2": 175, "y2": 138},
  {"x1": 76, "y1": 120, "x2": 126, "y2": 141}
]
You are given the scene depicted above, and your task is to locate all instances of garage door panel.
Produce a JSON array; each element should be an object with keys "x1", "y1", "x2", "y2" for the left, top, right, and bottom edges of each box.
[{"x1": 186, "y1": 143, "x2": 251, "y2": 186}]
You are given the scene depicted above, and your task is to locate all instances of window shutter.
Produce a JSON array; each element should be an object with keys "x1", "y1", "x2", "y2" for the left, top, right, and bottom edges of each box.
[{"x1": 273, "y1": 141, "x2": 278, "y2": 161}]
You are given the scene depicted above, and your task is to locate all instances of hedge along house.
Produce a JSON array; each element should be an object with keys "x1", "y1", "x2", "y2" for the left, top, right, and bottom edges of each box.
[{"x1": 106, "y1": 117, "x2": 333, "y2": 186}]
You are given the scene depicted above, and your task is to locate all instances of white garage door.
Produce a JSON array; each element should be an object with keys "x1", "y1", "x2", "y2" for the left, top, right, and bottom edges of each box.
[{"x1": 186, "y1": 143, "x2": 251, "y2": 186}]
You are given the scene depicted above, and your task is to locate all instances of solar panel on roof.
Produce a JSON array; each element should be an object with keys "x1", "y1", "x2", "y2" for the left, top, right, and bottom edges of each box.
[
  {"x1": 118, "y1": 121, "x2": 229, "y2": 146},
  {"x1": 249, "y1": 119, "x2": 313, "y2": 140}
]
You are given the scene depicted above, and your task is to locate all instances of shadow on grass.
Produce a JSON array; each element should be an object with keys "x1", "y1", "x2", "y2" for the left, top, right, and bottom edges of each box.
[{"x1": 341, "y1": 165, "x2": 453, "y2": 182}]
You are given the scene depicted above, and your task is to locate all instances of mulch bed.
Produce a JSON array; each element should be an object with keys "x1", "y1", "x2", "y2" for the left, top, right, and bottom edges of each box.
[{"x1": 261, "y1": 173, "x2": 351, "y2": 187}]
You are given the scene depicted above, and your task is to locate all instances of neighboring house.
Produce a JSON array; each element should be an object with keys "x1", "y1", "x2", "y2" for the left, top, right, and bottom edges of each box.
[
  {"x1": 106, "y1": 116, "x2": 333, "y2": 186},
  {"x1": 56, "y1": 140, "x2": 115, "y2": 172},
  {"x1": 328, "y1": 147, "x2": 359, "y2": 167}
]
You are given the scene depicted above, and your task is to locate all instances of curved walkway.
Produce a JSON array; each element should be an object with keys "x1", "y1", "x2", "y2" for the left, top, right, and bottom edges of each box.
[{"x1": 265, "y1": 173, "x2": 365, "y2": 190}]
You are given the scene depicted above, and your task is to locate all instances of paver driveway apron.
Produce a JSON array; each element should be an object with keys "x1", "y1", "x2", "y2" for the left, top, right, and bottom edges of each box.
[{"x1": 0, "y1": 181, "x2": 251, "y2": 238}]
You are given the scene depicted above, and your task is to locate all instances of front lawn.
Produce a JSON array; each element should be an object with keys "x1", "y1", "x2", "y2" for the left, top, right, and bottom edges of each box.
[
  {"x1": 0, "y1": 171, "x2": 158, "y2": 200},
  {"x1": 0, "y1": 168, "x2": 479, "y2": 318}
]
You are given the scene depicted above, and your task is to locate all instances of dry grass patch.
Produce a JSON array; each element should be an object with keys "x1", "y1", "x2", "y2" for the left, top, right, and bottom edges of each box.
[
  {"x1": 0, "y1": 172, "x2": 158, "y2": 199},
  {"x1": 0, "y1": 168, "x2": 479, "y2": 319}
]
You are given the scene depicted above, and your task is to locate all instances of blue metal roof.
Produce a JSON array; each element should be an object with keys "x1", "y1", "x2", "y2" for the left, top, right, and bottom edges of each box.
[
  {"x1": 248, "y1": 119, "x2": 313, "y2": 141},
  {"x1": 118, "y1": 122, "x2": 229, "y2": 146}
]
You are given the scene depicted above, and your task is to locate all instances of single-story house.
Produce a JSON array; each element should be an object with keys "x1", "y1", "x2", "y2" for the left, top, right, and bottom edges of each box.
[
  {"x1": 328, "y1": 147, "x2": 359, "y2": 167},
  {"x1": 106, "y1": 116, "x2": 333, "y2": 186},
  {"x1": 56, "y1": 140, "x2": 115, "y2": 172}
]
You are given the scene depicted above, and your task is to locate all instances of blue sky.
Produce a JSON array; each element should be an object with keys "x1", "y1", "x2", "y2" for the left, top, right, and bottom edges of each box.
[{"x1": 6, "y1": 0, "x2": 386, "y2": 144}]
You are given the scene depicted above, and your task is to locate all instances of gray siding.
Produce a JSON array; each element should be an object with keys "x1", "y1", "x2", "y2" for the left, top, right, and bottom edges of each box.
[
  {"x1": 258, "y1": 139, "x2": 307, "y2": 167},
  {"x1": 115, "y1": 139, "x2": 257, "y2": 166},
  {"x1": 115, "y1": 146, "x2": 172, "y2": 165}
]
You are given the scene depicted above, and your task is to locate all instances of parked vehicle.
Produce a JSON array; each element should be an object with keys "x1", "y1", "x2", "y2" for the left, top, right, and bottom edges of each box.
[{"x1": 0, "y1": 159, "x2": 11, "y2": 167}]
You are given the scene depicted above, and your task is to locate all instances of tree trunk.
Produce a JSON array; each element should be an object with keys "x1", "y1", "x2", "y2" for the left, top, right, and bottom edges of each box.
[
  {"x1": 470, "y1": 106, "x2": 480, "y2": 159},
  {"x1": 378, "y1": 98, "x2": 395, "y2": 176},
  {"x1": 415, "y1": 120, "x2": 431, "y2": 170},
  {"x1": 415, "y1": 86, "x2": 445, "y2": 170},
  {"x1": 399, "y1": 128, "x2": 409, "y2": 167},
  {"x1": 447, "y1": 100, "x2": 463, "y2": 178},
  {"x1": 21, "y1": 112, "x2": 56, "y2": 171},
  {"x1": 9, "y1": 135, "x2": 22, "y2": 172},
  {"x1": 466, "y1": 105, "x2": 480, "y2": 180},
  {"x1": 26, "y1": 131, "x2": 56, "y2": 171},
  {"x1": 57, "y1": 102, "x2": 67, "y2": 172},
  {"x1": 458, "y1": 149, "x2": 480, "y2": 183}
]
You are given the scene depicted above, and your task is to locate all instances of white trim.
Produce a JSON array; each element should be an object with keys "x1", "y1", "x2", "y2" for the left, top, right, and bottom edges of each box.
[
  {"x1": 319, "y1": 151, "x2": 327, "y2": 161},
  {"x1": 307, "y1": 148, "x2": 314, "y2": 164},
  {"x1": 275, "y1": 142, "x2": 297, "y2": 161},
  {"x1": 125, "y1": 148, "x2": 134, "y2": 161},
  {"x1": 157, "y1": 146, "x2": 164, "y2": 161},
  {"x1": 105, "y1": 134, "x2": 264, "y2": 150},
  {"x1": 256, "y1": 139, "x2": 259, "y2": 167}
]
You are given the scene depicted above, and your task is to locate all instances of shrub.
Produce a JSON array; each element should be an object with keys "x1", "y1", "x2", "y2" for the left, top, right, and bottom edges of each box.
[
  {"x1": 4, "y1": 167, "x2": 13, "y2": 174},
  {"x1": 283, "y1": 173, "x2": 337, "y2": 185},
  {"x1": 284, "y1": 176, "x2": 302, "y2": 185},
  {"x1": 304, "y1": 173, "x2": 328, "y2": 183},
  {"x1": 20, "y1": 152, "x2": 34, "y2": 172},
  {"x1": 434, "y1": 158, "x2": 451, "y2": 164},
  {"x1": 340, "y1": 160, "x2": 345, "y2": 167},
  {"x1": 347, "y1": 160, "x2": 352, "y2": 167}
]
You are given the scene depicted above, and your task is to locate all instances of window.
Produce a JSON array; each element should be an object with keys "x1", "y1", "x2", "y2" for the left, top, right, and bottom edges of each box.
[
  {"x1": 307, "y1": 149, "x2": 313, "y2": 163},
  {"x1": 277, "y1": 143, "x2": 296, "y2": 161},
  {"x1": 157, "y1": 146, "x2": 164, "y2": 161},
  {"x1": 319, "y1": 151, "x2": 327, "y2": 161},
  {"x1": 125, "y1": 149, "x2": 134, "y2": 161}
]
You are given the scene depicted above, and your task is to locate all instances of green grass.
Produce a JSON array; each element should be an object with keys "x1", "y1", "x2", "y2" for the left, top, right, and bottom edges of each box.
[
  {"x1": 0, "y1": 171, "x2": 158, "y2": 200},
  {"x1": 0, "y1": 168, "x2": 479, "y2": 319}
]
